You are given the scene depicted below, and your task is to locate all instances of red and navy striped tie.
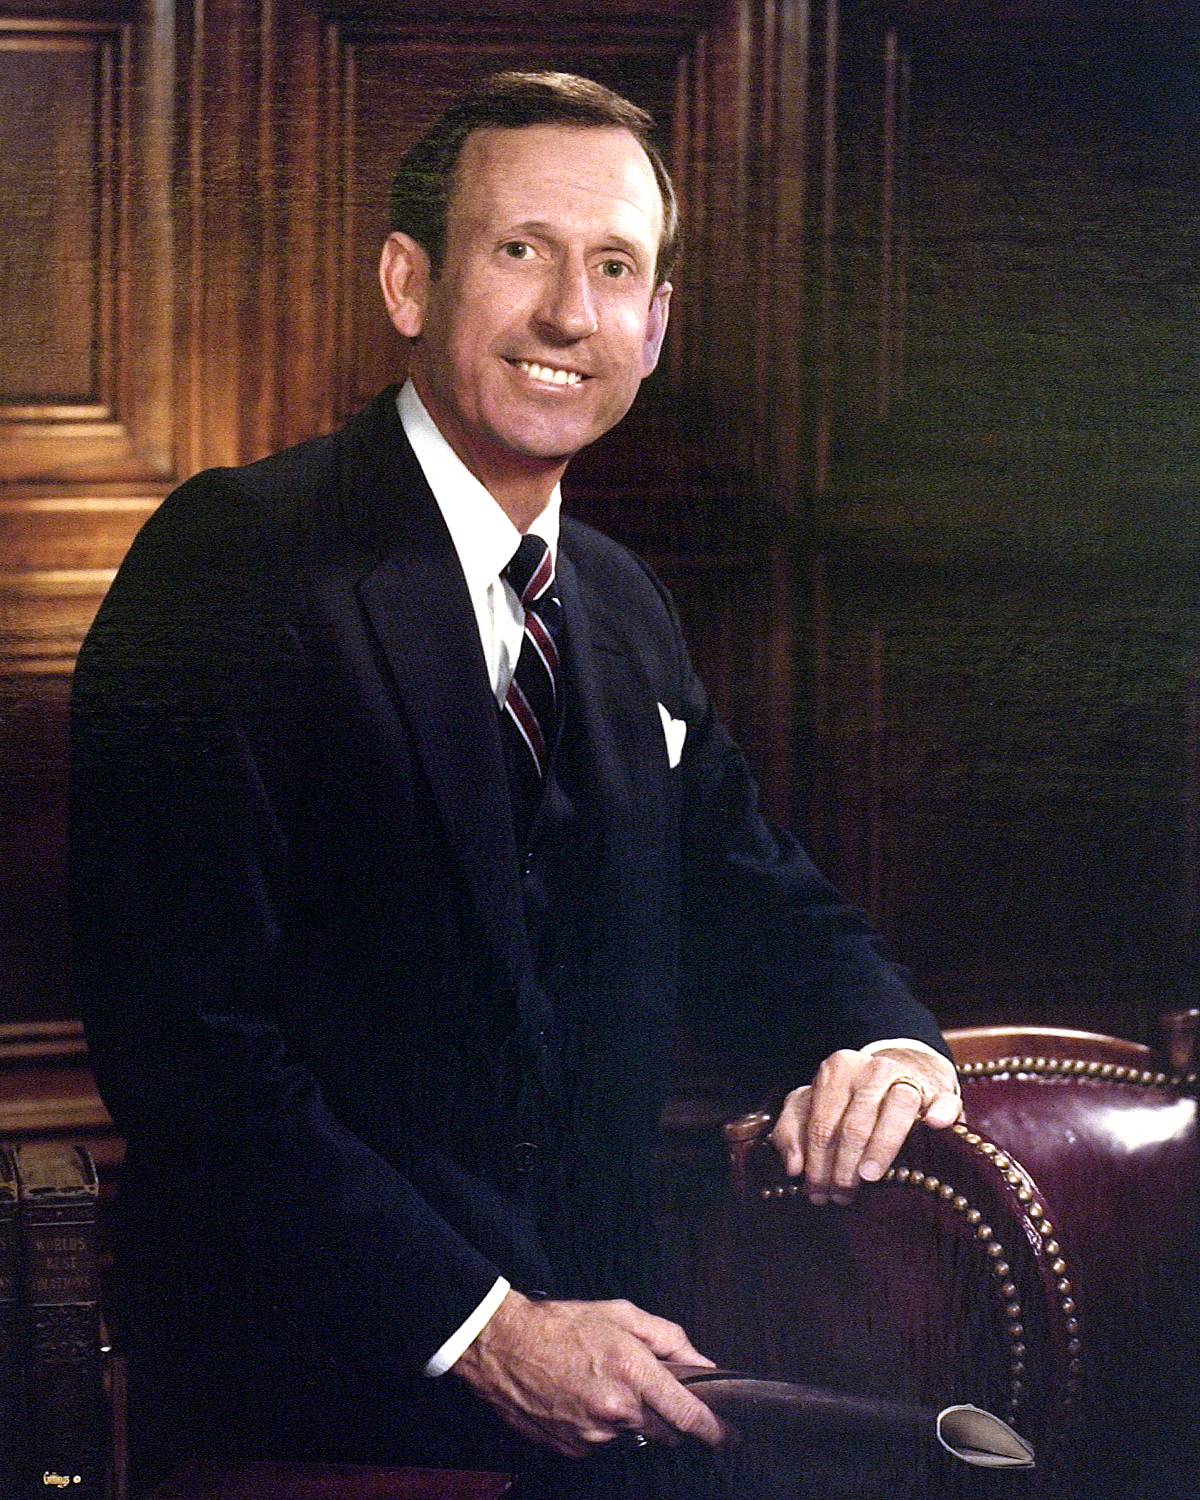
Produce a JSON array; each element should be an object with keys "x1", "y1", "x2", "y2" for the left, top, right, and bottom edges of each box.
[{"x1": 501, "y1": 533, "x2": 563, "y2": 799}]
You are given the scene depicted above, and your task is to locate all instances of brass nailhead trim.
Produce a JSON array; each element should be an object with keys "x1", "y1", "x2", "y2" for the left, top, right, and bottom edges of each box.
[
  {"x1": 957, "y1": 1055, "x2": 1197, "y2": 1089},
  {"x1": 949, "y1": 1118, "x2": 1085, "y2": 1434},
  {"x1": 879, "y1": 1166, "x2": 1027, "y2": 1421}
]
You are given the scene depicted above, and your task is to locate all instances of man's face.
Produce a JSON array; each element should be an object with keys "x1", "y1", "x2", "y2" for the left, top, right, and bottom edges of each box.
[{"x1": 400, "y1": 124, "x2": 671, "y2": 480}]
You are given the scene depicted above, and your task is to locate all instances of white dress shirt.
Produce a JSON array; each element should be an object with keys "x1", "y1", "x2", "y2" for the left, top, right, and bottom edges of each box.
[
  {"x1": 396, "y1": 380, "x2": 955, "y2": 1376},
  {"x1": 398, "y1": 380, "x2": 560, "y2": 708}
]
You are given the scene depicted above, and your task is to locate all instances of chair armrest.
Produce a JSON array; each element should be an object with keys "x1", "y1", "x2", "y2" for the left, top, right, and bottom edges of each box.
[{"x1": 714, "y1": 1110, "x2": 1078, "y2": 1465}]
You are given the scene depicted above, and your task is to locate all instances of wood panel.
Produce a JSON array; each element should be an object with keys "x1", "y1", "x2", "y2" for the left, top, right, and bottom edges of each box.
[
  {"x1": 0, "y1": 671, "x2": 71, "y2": 1014},
  {"x1": 0, "y1": 1022, "x2": 119, "y2": 1151},
  {"x1": 0, "y1": 31, "x2": 100, "y2": 404},
  {"x1": 0, "y1": 9, "x2": 175, "y2": 485},
  {"x1": 668, "y1": 2, "x2": 918, "y2": 822}
]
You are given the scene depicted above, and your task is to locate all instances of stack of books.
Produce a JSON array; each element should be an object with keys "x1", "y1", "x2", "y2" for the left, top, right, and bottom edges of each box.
[{"x1": 1, "y1": 1142, "x2": 105, "y2": 1500}]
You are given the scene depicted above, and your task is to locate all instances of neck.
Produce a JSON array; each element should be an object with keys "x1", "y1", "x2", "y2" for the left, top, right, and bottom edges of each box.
[{"x1": 411, "y1": 372, "x2": 566, "y2": 533}]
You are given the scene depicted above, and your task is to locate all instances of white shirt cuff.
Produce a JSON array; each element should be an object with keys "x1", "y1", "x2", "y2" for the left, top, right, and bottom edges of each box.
[
  {"x1": 422, "y1": 1275, "x2": 511, "y2": 1377},
  {"x1": 859, "y1": 1036, "x2": 961, "y2": 1092}
]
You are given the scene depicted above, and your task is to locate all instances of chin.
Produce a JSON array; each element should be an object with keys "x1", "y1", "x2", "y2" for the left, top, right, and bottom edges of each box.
[
  {"x1": 493, "y1": 421, "x2": 602, "y2": 464},
  {"x1": 497, "y1": 405, "x2": 632, "y2": 463}
]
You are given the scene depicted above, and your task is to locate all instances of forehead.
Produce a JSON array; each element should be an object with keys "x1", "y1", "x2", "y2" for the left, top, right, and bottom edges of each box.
[{"x1": 448, "y1": 124, "x2": 664, "y2": 252}]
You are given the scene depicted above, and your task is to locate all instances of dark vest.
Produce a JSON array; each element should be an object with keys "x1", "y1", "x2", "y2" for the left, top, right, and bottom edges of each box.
[{"x1": 503, "y1": 620, "x2": 660, "y2": 1304}]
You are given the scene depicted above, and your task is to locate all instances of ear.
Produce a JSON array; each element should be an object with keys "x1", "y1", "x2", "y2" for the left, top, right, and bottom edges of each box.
[
  {"x1": 379, "y1": 232, "x2": 432, "y2": 338},
  {"x1": 640, "y1": 282, "x2": 672, "y2": 377}
]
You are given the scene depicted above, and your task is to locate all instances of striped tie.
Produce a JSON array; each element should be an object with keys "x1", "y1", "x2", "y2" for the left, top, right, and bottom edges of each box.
[{"x1": 501, "y1": 534, "x2": 563, "y2": 800}]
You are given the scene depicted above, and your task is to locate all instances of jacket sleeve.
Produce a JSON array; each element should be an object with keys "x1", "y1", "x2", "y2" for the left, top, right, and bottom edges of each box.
[
  {"x1": 640, "y1": 565, "x2": 950, "y2": 1077},
  {"x1": 70, "y1": 471, "x2": 502, "y2": 1379}
]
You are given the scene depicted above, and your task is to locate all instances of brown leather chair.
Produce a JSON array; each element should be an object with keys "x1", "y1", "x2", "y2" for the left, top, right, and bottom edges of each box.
[
  {"x1": 708, "y1": 1021, "x2": 1198, "y2": 1499},
  {"x1": 946, "y1": 1024, "x2": 1198, "y2": 1499}
]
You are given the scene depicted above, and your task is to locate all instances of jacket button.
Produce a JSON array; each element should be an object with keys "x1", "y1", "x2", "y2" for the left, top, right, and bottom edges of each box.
[
  {"x1": 513, "y1": 1141, "x2": 539, "y2": 1174},
  {"x1": 521, "y1": 852, "x2": 534, "y2": 877}
]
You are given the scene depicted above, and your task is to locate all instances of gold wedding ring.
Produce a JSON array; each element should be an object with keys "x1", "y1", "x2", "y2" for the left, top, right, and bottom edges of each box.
[{"x1": 886, "y1": 1074, "x2": 928, "y2": 1115}]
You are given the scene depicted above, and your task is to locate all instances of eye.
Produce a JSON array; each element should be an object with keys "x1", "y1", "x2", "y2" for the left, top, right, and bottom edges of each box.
[
  {"x1": 599, "y1": 259, "x2": 633, "y2": 279},
  {"x1": 501, "y1": 241, "x2": 534, "y2": 260}
]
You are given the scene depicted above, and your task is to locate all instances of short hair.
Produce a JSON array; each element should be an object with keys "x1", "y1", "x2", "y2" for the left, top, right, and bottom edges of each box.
[{"x1": 388, "y1": 71, "x2": 681, "y2": 287}]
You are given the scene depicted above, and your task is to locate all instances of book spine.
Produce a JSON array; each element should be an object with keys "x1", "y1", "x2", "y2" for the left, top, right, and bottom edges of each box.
[
  {"x1": 19, "y1": 1147, "x2": 104, "y2": 1500},
  {"x1": 0, "y1": 1145, "x2": 22, "y2": 1497}
]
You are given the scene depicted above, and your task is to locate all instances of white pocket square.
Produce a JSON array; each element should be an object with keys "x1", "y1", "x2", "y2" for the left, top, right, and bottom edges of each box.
[{"x1": 657, "y1": 703, "x2": 687, "y2": 769}]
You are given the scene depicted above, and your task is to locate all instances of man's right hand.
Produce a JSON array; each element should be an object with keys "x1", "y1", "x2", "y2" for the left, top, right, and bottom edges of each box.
[{"x1": 452, "y1": 1290, "x2": 732, "y2": 1457}]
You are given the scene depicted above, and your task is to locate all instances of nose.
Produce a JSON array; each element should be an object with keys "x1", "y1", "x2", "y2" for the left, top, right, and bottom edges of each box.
[{"x1": 534, "y1": 257, "x2": 599, "y2": 342}]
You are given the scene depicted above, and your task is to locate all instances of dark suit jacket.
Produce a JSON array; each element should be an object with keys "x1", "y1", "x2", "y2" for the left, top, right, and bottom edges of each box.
[{"x1": 70, "y1": 387, "x2": 947, "y2": 1466}]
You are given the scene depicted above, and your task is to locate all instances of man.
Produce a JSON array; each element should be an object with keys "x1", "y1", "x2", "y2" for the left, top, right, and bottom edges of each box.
[{"x1": 71, "y1": 72, "x2": 960, "y2": 1496}]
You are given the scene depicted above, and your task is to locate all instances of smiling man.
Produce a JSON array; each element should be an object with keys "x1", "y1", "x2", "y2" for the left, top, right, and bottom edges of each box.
[
  {"x1": 72, "y1": 73, "x2": 960, "y2": 1498},
  {"x1": 380, "y1": 122, "x2": 672, "y2": 523}
]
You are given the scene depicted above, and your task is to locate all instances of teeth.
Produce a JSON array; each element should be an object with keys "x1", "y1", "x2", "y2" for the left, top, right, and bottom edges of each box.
[{"x1": 515, "y1": 360, "x2": 583, "y2": 387}]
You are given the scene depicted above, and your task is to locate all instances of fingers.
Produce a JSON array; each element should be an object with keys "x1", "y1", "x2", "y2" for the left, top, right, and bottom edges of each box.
[
  {"x1": 923, "y1": 1084, "x2": 964, "y2": 1129},
  {"x1": 800, "y1": 1051, "x2": 860, "y2": 1202},
  {"x1": 639, "y1": 1362, "x2": 732, "y2": 1451},
  {"x1": 767, "y1": 1083, "x2": 812, "y2": 1178},
  {"x1": 842, "y1": 1076, "x2": 922, "y2": 1189},
  {"x1": 766, "y1": 1047, "x2": 963, "y2": 1204},
  {"x1": 565, "y1": 1343, "x2": 724, "y2": 1453},
  {"x1": 599, "y1": 1300, "x2": 715, "y2": 1367},
  {"x1": 591, "y1": 1303, "x2": 724, "y2": 1445}
]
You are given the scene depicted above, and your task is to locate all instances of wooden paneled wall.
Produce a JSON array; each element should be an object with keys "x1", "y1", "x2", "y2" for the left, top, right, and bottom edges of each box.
[
  {"x1": 3, "y1": 0, "x2": 1197, "y2": 1145},
  {"x1": 1, "y1": 0, "x2": 176, "y2": 1160},
  {"x1": 807, "y1": 7, "x2": 1200, "y2": 1041}
]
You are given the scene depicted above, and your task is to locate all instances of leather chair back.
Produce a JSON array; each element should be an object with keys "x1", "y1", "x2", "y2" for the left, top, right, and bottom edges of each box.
[{"x1": 711, "y1": 1023, "x2": 1198, "y2": 1499}]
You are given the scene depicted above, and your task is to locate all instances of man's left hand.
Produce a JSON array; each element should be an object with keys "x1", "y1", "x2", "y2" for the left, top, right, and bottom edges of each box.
[{"x1": 767, "y1": 1046, "x2": 961, "y2": 1205}]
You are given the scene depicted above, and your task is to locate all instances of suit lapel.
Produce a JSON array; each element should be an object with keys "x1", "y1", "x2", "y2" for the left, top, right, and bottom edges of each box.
[
  {"x1": 555, "y1": 548, "x2": 672, "y2": 857},
  {"x1": 347, "y1": 396, "x2": 534, "y2": 998}
]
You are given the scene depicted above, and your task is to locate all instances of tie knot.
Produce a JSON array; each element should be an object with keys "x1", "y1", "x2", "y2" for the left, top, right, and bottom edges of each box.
[{"x1": 503, "y1": 533, "x2": 553, "y2": 605}]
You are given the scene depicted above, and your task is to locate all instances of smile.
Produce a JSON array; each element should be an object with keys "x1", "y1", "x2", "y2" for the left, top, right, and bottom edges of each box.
[{"x1": 508, "y1": 359, "x2": 588, "y2": 388}]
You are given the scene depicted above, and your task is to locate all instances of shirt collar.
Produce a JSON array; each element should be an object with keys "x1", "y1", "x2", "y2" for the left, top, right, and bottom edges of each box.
[{"x1": 397, "y1": 380, "x2": 561, "y2": 599}]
